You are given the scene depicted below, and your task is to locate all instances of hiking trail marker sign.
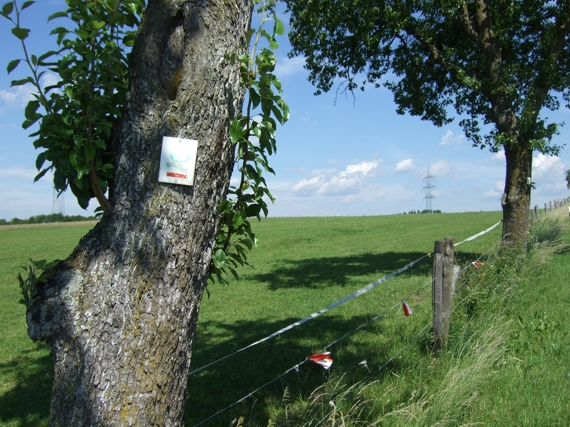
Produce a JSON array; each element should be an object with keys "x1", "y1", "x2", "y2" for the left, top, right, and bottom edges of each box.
[{"x1": 158, "y1": 137, "x2": 198, "y2": 186}]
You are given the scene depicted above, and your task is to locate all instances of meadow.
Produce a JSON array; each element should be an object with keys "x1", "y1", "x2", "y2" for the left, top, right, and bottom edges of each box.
[{"x1": 1, "y1": 211, "x2": 569, "y2": 426}]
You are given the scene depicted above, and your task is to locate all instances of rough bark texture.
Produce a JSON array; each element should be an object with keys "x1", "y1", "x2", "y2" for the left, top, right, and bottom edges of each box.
[
  {"x1": 502, "y1": 142, "x2": 533, "y2": 247},
  {"x1": 25, "y1": 0, "x2": 253, "y2": 425}
]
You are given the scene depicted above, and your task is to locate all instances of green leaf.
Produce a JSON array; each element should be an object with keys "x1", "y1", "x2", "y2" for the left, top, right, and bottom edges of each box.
[
  {"x1": 6, "y1": 59, "x2": 20, "y2": 74},
  {"x1": 274, "y1": 18, "x2": 285, "y2": 36},
  {"x1": 230, "y1": 119, "x2": 245, "y2": 144},
  {"x1": 34, "y1": 168, "x2": 49, "y2": 182},
  {"x1": 92, "y1": 21, "x2": 106, "y2": 30},
  {"x1": 11, "y1": 27, "x2": 30, "y2": 40},
  {"x1": 76, "y1": 29, "x2": 90, "y2": 40},
  {"x1": 30, "y1": 258, "x2": 47, "y2": 270},
  {"x1": 36, "y1": 152, "x2": 46, "y2": 170},
  {"x1": 233, "y1": 210, "x2": 245, "y2": 229},
  {"x1": 69, "y1": 153, "x2": 78, "y2": 168},
  {"x1": 11, "y1": 77, "x2": 33, "y2": 87},
  {"x1": 22, "y1": 115, "x2": 41, "y2": 129},
  {"x1": 245, "y1": 203, "x2": 262, "y2": 218},
  {"x1": 1, "y1": 2, "x2": 14, "y2": 17},
  {"x1": 21, "y1": 1, "x2": 35, "y2": 11},
  {"x1": 213, "y1": 249, "x2": 227, "y2": 269},
  {"x1": 24, "y1": 100, "x2": 40, "y2": 120},
  {"x1": 48, "y1": 11, "x2": 67, "y2": 21},
  {"x1": 85, "y1": 144, "x2": 96, "y2": 161},
  {"x1": 249, "y1": 87, "x2": 261, "y2": 109}
]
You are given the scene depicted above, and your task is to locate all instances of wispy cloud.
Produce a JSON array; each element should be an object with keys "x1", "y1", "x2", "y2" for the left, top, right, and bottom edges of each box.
[
  {"x1": 533, "y1": 153, "x2": 564, "y2": 179},
  {"x1": 484, "y1": 181, "x2": 503, "y2": 198},
  {"x1": 439, "y1": 130, "x2": 464, "y2": 147},
  {"x1": 430, "y1": 159, "x2": 451, "y2": 176},
  {"x1": 395, "y1": 158, "x2": 415, "y2": 172},
  {"x1": 290, "y1": 160, "x2": 380, "y2": 197},
  {"x1": 0, "y1": 84, "x2": 35, "y2": 108},
  {"x1": 275, "y1": 56, "x2": 306, "y2": 78},
  {"x1": 0, "y1": 72, "x2": 60, "y2": 110}
]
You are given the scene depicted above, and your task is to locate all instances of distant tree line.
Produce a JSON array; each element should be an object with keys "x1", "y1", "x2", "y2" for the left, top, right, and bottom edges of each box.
[
  {"x1": 0, "y1": 213, "x2": 97, "y2": 225},
  {"x1": 399, "y1": 210, "x2": 443, "y2": 215}
]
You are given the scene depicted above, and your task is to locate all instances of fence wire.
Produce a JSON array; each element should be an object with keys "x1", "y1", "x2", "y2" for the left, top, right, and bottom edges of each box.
[{"x1": 191, "y1": 222, "x2": 503, "y2": 426}]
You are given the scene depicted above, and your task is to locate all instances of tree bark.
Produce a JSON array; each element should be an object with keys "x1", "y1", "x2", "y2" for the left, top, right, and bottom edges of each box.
[
  {"x1": 25, "y1": 0, "x2": 253, "y2": 425},
  {"x1": 502, "y1": 141, "x2": 533, "y2": 248}
]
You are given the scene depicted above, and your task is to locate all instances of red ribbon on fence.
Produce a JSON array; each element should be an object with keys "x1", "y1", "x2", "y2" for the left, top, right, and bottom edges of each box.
[
  {"x1": 402, "y1": 300, "x2": 413, "y2": 316},
  {"x1": 307, "y1": 352, "x2": 333, "y2": 370}
]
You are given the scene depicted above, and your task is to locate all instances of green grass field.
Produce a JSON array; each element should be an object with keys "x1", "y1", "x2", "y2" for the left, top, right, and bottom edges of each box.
[{"x1": 1, "y1": 211, "x2": 569, "y2": 426}]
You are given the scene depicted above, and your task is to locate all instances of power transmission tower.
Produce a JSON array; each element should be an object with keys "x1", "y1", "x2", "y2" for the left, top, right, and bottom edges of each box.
[
  {"x1": 422, "y1": 166, "x2": 436, "y2": 213},
  {"x1": 52, "y1": 187, "x2": 65, "y2": 216}
]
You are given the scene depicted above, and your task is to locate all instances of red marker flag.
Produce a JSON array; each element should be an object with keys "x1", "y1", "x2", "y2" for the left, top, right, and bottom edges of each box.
[
  {"x1": 471, "y1": 261, "x2": 484, "y2": 269},
  {"x1": 402, "y1": 300, "x2": 412, "y2": 316},
  {"x1": 307, "y1": 352, "x2": 333, "y2": 370}
]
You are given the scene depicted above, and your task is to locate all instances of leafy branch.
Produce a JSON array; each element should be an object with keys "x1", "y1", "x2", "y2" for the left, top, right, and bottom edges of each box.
[
  {"x1": 209, "y1": 0, "x2": 289, "y2": 287},
  {"x1": 1, "y1": 0, "x2": 144, "y2": 213},
  {"x1": 17, "y1": 258, "x2": 60, "y2": 309}
]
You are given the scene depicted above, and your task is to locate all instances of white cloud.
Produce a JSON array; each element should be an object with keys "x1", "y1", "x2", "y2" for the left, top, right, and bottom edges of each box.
[
  {"x1": 533, "y1": 153, "x2": 564, "y2": 179},
  {"x1": 430, "y1": 159, "x2": 451, "y2": 177},
  {"x1": 439, "y1": 130, "x2": 464, "y2": 147},
  {"x1": 395, "y1": 158, "x2": 415, "y2": 173},
  {"x1": 290, "y1": 160, "x2": 379, "y2": 197},
  {"x1": 484, "y1": 181, "x2": 503, "y2": 198},
  {"x1": 274, "y1": 56, "x2": 306, "y2": 78},
  {"x1": 0, "y1": 84, "x2": 35, "y2": 108},
  {"x1": 0, "y1": 72, "x2": 60, "y2": 110},
  {"x1": 492, "y1": 150, "x2": 505, "y2": 161},
  {"x1": 0, "y1": 167, "x2": 39, "y2": 179}
]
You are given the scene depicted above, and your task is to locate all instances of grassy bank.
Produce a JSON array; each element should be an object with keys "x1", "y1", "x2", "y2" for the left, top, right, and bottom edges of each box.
[{"x1": 1, "y1": 210, "x2": 569, "y2": 426}]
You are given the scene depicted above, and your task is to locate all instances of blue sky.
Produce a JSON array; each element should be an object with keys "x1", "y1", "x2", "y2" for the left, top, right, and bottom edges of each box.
[{"x1": 1, "y1": 1, "x2": 569, "y2": 220}]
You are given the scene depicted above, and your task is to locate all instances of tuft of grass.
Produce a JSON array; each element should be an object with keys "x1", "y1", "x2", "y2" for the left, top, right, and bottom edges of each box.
[{"x1": 378, "y1": 318, "x2": 511, "y2": 427}]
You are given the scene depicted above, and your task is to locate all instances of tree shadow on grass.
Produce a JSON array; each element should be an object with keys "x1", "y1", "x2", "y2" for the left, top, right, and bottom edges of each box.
[
  {"x1": 252, "y1": 251, "x2": 431, "y2": 290},
  {"x1": 251, "y1": 250, "x2": 487, "y2": 291},
  {"x1": 185, "y1": 311, "x2": 429, "y2": 427},
  {"x1": 0, "y1": 343, "x2": 52, "y2": 427}
]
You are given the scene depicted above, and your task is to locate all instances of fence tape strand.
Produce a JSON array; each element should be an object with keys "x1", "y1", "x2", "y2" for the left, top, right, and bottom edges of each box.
[
  {"x1": 189, "y1": 254, "x2": 428, "y2": 376},
  {"x1": 455, "y1": 220, "x2": 502, "y2": 247},
  {"x1": 189, "y1": 221, "x2": 501, "y2": 377}
]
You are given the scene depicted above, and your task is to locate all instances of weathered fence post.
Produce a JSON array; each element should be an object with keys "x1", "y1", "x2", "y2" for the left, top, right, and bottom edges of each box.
[
  {"x1": 534, "y1": 205, "x2": 538, "y2": 221},
  {"x1": 432, "y1": 237, "x2": 455, "y2": 354}
]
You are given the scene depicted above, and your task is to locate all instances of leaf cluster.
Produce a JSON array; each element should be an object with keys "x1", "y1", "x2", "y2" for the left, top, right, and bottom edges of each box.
[
  {"x1": 1, "y1": 0, "x2": 144, "y2": 211},
  {"x1": 17, "y1": 258, "x2": 60, "y2": 309},
  {"x1": 285, "y1": 0, "x2": 570, "y2": 153},
  {"x1": 209, "y1": 0, "x2": 289, "y2": 288}
]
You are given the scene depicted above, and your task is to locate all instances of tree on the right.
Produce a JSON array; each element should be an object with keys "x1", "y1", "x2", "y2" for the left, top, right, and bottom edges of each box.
[{"x1": 286, "y1": 0, "x2": 570, "y2": 247}]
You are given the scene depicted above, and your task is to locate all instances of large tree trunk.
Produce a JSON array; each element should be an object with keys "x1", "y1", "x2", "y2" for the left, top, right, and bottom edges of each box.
[
  {"x1": 502, "y1": 142, "x2": 533, "y2": 248},
  {"x1": 25, "y1": 0, "x2": 253, "y2": 424}
]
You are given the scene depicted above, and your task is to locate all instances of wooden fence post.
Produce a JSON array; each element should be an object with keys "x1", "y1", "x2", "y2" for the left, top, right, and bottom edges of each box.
[{"x1": 432, "y1": 237, "x2": 455, "y2": 354}]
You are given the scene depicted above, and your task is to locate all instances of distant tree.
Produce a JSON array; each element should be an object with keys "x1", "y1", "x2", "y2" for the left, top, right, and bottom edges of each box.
[
  {"x1": 286, "y1": 0, "x2": 570, "y2": 246},
  {"x1": 566, "y1": 169, "x2": 570, "y2": 189}
]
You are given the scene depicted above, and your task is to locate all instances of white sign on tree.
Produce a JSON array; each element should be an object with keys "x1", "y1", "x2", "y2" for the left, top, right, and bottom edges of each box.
[{"x1": 158, "y1": 137, "x2": 198, "y2": 186}]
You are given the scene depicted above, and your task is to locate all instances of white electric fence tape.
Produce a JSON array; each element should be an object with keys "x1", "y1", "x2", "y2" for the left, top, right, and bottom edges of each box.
[
  {"x1": 455, "y1": 220, "x2": 502, "y2": 246},
  {"x1": 189, "y1": 220, "x2": 502, "y2": 377},
  {"x1": 189, "y1": 254, "x2": 428, "y2": 376}
]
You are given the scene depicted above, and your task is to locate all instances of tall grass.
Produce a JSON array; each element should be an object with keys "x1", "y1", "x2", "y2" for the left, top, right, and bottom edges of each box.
[{"x1": 254, "y1": 211, "x2": 570, "y2": 427}]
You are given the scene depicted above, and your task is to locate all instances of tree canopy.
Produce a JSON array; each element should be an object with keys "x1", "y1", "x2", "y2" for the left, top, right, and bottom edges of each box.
[
  {"x1": 287, "y1": 0, "x2": 570, "y2": 153},
  {"x1": 286, "y1": 0, "x2": 570, "y2": 244}
]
